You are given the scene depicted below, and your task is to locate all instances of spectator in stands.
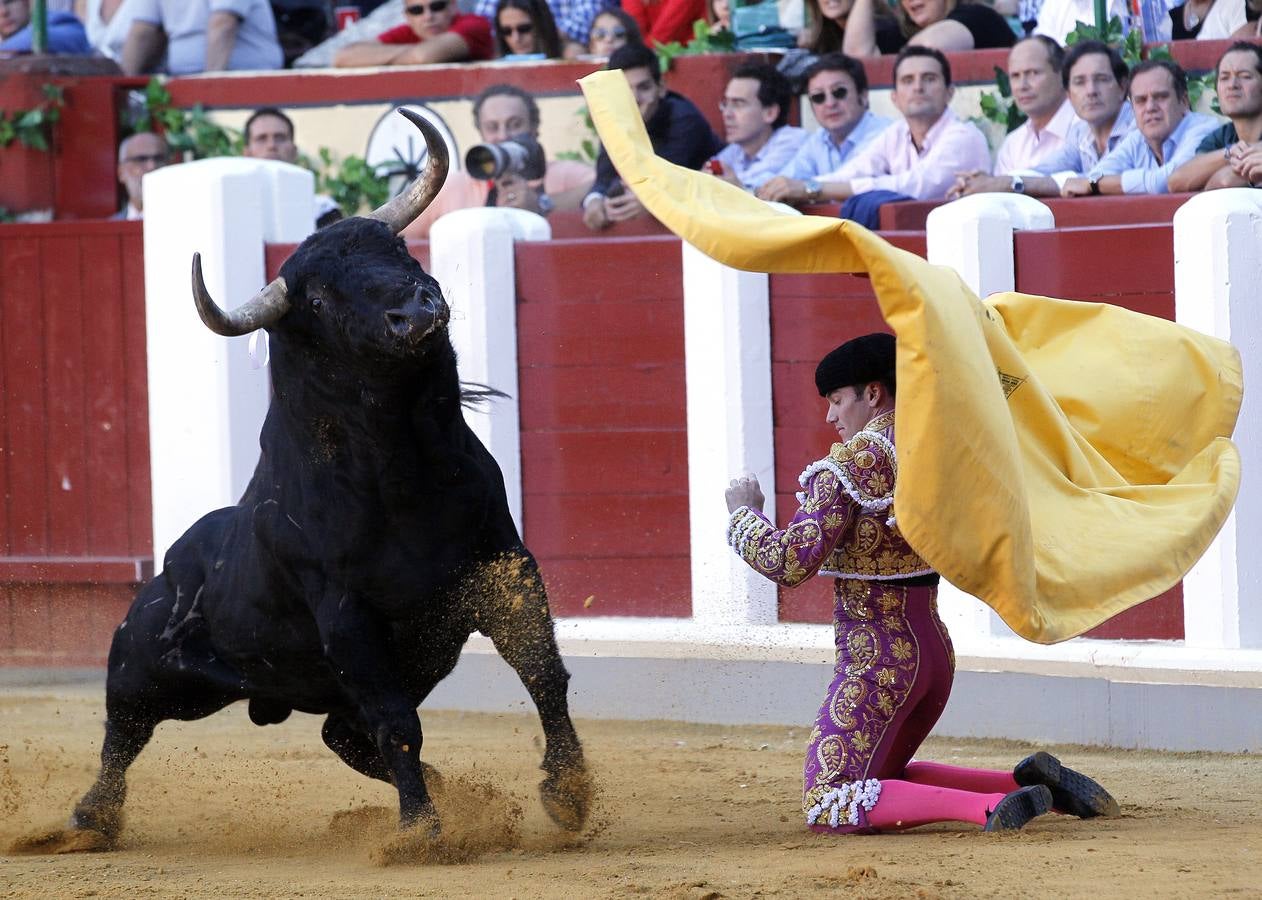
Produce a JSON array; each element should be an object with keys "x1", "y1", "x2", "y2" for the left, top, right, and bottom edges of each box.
[
  {"x1": 798, "y1": 45, "x2": 990, "y2": 225},
  {"x1": 111, "y1": 131, "x2": 169, "y2": 220},
  {"x1": 950, "y1": 39, "x2": 1133, "y2": 199},
  {"x1": 0, "y1": 0, "x2": 91, "y2": 53},
  {"x1": 708, "y1": 0, "x2": 730, "y2": 33},
  {"x1": 494, "y1": 0, "x2": 563, "y2": 57},
  {"x1": 947, "y1": 35, "x2": 1076, "y2": 195},
  {"x1": 83, "y1": 0, "x2": 142, "y2": 61},
  {"x1": 843, "y1": 0, "x2": 1015, "y2": 56},
  {"x1": 757, "y1": 52, "x2": 892, "y2": 205},
  {"x1": 1032, "y1": 0, "x2": 1127, "y2": 45},
  {"x1": 711, "y1": 62, "x2": 806, "y2": 191},
  {"x1": 1063, "y1": 59, "x2": 1218, "y2": 196},
  {"x1": 334, "y1": 0, "x2": 493, "y2": 66},
  {"x1": 402, "y1": 84, "x2": 595, "y2": 239},
  {"x1": 583, "y1": 42, "x2": 723, "y2": 230},
  {"x1": 799, "y1": 0, "x2": 859, "y2": 55},
  {"x1": 623, "y1": 0, "x2": 707, "y2": 47},
  {"x1": 1169, "y1": 0, "x2": 1246, "y2": 40},
  {"x1": 241, "y1": 106, "x2": 344, "y2": 227},
  {"x1": 587, "y1": 5, "x2": 640, "y2": 55},
  {"x1": 1168, "y1": 43, "x2": 1262, "y2": 191},
  {"x1": 119, "y1": 0, "x2": 283, "y2": 74},
  {"x1": 476, "y1": 0, "x2": 610, "y2": 57}
]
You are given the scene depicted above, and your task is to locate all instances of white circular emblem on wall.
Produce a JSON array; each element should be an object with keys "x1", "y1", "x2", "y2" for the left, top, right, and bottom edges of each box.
[{"x1": 364, "y1": 104, "x2": 460, "y2": 198}]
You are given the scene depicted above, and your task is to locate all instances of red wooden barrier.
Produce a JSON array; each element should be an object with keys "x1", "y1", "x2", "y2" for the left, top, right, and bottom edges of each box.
[
  {"x1": 515, "y1": 236, "x2": 691, "y2": 617},
  {"x1": 0, "y1": 220, "x2": 152, "y2": 665},
  {"x1": 878, "y1": 194, "x2": 1195, "y2": 232},
  {"x1": 1014, "y1": 223, "x2": 1182, "y2": 640}
]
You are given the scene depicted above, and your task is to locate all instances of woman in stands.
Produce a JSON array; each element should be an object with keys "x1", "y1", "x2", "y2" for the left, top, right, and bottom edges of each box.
[
  {"x1": 800, "y1": 0, "x2": 884, "y2": 54},
  {"x1": 587, "y1": 7, "x2": 643, "y2": 56},
  {"x1": 709, "y1": 0, "x2": 731, "y2": 34},
  {"x1": 844, "y1": 0, "x2": 1016, "y2": 55},
  {"x1": 494, "y1": 0, "x2": 563, "y2": 58}
]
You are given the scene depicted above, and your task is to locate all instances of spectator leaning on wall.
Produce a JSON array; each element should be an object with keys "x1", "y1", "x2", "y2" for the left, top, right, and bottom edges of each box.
[
  {"x1": 1168, "y1": 42, "x2": 1262, "y2": 192},
  {"x1": 119, "y1": 0, "x2": 284, "y2": 75},
  {"x1": 582, "y1": 42, "x2": 724, "y2": 231},
  {"x1": 473, "y1": 0, "x2": 611, "y2": 58},
  {"x1": 804, "y1": 45, "x2": 992, "y2": 226},
  {"x1": 710, "y1": 62, "x2": 806, "y2": 191},
  {"x1": 334, "y1": 0, "x2": 494, "y2": 66},
  {"x1": 756, "y1": 52, "x2": 892, "y2": 206},
  {"x1": 950, "y1": 39, "x2": 1135, "y2": 200},
  {"x1": 1063, "y1": 59, "x2": 1218, "y2": 196}
]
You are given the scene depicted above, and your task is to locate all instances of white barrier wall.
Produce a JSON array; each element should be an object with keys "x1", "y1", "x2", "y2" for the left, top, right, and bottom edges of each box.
[
  {"x1": 1173, "y1": 190, "x2": 1262, "y2": 649},
  {"x1": 143, "y1": 159, "x2": 315, "y2": 569},
  {"x1": 430, "y1": 207, "x2": 550, "y2": 535},
  {"x1": 681, "y1": 244, "x2": 778, "y2": 626}
]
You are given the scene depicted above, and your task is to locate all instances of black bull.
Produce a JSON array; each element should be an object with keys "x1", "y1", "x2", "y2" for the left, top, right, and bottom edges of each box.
[{"x1": 67, "y1": 111, "x2": 590, "y2": 845}]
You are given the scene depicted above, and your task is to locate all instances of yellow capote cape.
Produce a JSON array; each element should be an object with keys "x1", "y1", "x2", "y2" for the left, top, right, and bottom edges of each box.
[{"x1": 578, "y1": 70, "x2": 1243, "y2": 643}]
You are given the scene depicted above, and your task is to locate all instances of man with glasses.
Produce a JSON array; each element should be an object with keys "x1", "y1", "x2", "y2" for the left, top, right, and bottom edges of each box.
[
  {"x1": 710, "y1": 62, "x2": 805, "y2": 192},
  {"x1": 0, "y1": 0, "x2": 90, "y2": 54},
  {"x1": 334, "y1": 0, "x2": 493, "y2": 66},
  {"x1": 110, "y1": 131, "x2": 170, "y2": 221},
  {"x1": 756, "y1": 53, "x2": 890, "y2": 206},
  {"x1": 119, "y1": 0, "x2": 283, "y2": 75}
]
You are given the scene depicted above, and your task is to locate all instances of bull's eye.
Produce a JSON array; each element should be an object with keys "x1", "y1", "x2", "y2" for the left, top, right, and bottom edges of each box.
[{"x1": 310, "y1": 296, "x2": 323, "y2": 313}]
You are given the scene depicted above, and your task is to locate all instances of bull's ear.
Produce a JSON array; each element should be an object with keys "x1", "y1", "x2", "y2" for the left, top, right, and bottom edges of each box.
[
  {"x1": 366, "y1": 109, "x2": 449, "y2": 234},
  {"x1": 191, "y1": 253, "x2": 291, "y2": 337}
]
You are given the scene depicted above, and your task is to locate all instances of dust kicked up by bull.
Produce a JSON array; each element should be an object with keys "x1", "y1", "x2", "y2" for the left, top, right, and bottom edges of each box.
[{"x1": 22, "y1": 110, "x2": 592, "y2": 859}]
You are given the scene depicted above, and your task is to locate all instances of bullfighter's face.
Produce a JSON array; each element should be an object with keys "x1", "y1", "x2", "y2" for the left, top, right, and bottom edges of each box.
[{"x1": 279, "y1": 220, "x2": 450, "y2": 366}]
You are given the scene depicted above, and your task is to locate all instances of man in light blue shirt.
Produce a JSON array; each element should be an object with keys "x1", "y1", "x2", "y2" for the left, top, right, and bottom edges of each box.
[
  {"x1": 757, "y1": 52, "x2": 891, "y2": 205},
  {"x1": 712, "y1": 62, "x2": 806, "y2": 192},
  {"x1": 0, "y1": 0, "x2": 90, "y2": 54},
  {"x1": 1064, "y1": 58, "x2": 1219, "y2": 196}
]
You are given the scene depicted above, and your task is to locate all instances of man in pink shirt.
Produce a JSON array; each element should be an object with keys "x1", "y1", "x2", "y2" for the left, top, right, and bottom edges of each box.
[
  {"x1": 334, "y1": 0, "x2": 493, "y2": 66},
  {"x1": 813, "y1": 46, "x2": 991, "y2": 226}
]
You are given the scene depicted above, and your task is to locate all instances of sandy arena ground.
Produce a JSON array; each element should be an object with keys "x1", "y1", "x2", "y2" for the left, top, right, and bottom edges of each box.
[{"x1": 1, "y1": 681, "x2": 1259, "y2": 899}]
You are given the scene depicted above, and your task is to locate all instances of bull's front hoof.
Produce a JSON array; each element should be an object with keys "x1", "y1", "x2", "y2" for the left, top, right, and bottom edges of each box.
[
  {"x1": 369, "y1": 817, "x2": 449, "y2": 866},
  {"x1": 9, "y1": 826, "x2": 113, "y2": 855},
  {"x1": 540, "y1": 767, "x2": 594, "y2": 832}
]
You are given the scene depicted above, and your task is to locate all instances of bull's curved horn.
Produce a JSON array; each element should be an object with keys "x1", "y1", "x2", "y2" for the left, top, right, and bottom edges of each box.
[
  {"x1": 191, "y1": 252, "x2": 291, "y2": 337},
  {"x1": 366, "y1": 108, "x2": 450, "y2": 234}
]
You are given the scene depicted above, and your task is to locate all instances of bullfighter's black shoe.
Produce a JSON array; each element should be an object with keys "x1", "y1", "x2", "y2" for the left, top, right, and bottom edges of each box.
[
  {"x1": 1014, "y1": 751, "x2": 1121, "y2": 818},
  {"x1": 983, "y1": 785, "x2": 1053, "y2": 832}
]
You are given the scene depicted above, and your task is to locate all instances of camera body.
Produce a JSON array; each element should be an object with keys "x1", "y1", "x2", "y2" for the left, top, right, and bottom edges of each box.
[{"x1": 465, "y1": 136, "x2": 546, "y2": 181}]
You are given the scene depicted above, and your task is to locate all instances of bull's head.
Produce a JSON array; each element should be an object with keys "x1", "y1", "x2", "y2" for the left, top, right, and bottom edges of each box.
[{"x1": 190, "y1": 109, "x2": 450, "y2": 352}]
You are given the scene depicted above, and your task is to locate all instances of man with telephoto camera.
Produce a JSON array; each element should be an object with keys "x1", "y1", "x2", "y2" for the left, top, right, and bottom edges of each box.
[{"x1": 402, "y1": 84, "x2": 594, "y2": 240}]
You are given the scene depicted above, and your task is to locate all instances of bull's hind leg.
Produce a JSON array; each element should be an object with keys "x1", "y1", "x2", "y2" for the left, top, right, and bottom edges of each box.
[
  {"x1": 473, "y1": 551, "x2": 591, "y2": 832},
  {"x1": 322, "y1": 716, "x2": 446, "y2": 790}
]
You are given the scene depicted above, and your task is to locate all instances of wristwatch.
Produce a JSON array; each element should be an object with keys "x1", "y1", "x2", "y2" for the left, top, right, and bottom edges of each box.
[
  {"x1": 1088, "y1": 175, "x2": 1102, "y2": 196},
  {"x1": 537, "y1": 193, "x2": 555, "y2": 215},
  {"x1": 803, "y1": 179, "x2": 823, "y2": 202},
  {"x1": 1010, "y1": 174, "x2": 1025, "y2": 194}
]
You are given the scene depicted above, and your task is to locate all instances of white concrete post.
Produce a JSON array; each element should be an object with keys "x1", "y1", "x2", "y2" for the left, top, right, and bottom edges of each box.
[
  {"x1": 925, "y1": 193, "x2": 1055, "y2": 297},
  {"x1": 429, "y1": 207, "x2": 550, "y2": 535},
  {"x1": 682, "y1": 243, "x2": 778, "y2": 626},
  {"x1": 924, "y1": 194, "x2": 1055, "y2": 647},
  {"x1": 1173, "y1": 190, "x2": 1262, "y2": 649},
  {"x1": 143, "y1": 159, "x2": 315, "y2": 570}
]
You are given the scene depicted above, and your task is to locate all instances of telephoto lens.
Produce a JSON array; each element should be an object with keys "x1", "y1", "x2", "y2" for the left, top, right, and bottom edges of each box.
[{"x1": 465, "y1": 136, "x2": 547, "y2": 181}]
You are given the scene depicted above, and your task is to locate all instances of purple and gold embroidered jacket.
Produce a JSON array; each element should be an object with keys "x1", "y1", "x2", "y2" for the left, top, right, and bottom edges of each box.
[{"x1": 727, "y1": 411, "x2": 933, "y2": 586}]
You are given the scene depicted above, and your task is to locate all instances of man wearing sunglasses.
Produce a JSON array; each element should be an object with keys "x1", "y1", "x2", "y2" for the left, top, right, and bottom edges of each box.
[
  {"x1": 110, "y1": 131, "x2": 170, "y2": 221},
  {"x1": 334, "y1": 0, "x2": 493, "y2": 66},
  {"x1": 756, "y1": 53, "x2": 891, "y2": 206}
]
